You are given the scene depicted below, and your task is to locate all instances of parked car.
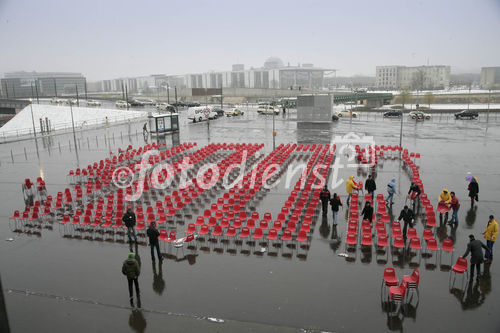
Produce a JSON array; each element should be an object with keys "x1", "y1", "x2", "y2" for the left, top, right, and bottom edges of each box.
[
  {"x1": 115, "y1": 100, "x2": 131, "y2": 108},
  {"x1": 86, "y1": 99, "x2": 101, "y2": 107},
  {"x1": 186, "y1": 101, "x2": 201, "y2": 107},
  {"x1": 332, "y1": 114, "x2": 339, "y2": 121},
  {"x1": 383, "y1": 110, "x2": 402, "y2": 118},
  {"x1": 187, "y1": 106, "x2": 218, "y2": 123},
  {"x1": 171, "y1": 101, "x2": 186, "y2": 107},
  {"x1": 212, "y1": 107, "x2": 225, "y2": 117},
  {"x1": 226, "y1": 108, "x2": 244, "y2": 117},
  {"x1": 65, "y1": 99, "x2": 78, "y2": 105},
  {"x1": 139, "y1": 99, "x2": 155, "y2": 106},
  {"x1": 51, "y1": 97, "x2": 65, "y2": 104},
  {"x1": 336, "y1": 110, "x2": 358, "y2": 118},
  {"x1": 128, "y1": 99, "x2": 145, "y2": 107},
  {"x1": 408, "y1": 111, "x2": 431, "y2": 120},
  {"x1": 257, "y1": 105, "x2": 280, "y2": 115},
  {"x1": 156, "y1": 102, "x2": 176, "y2": 112},
  {"x1": 455, "y1": 109, "x2": 479, "y2": 119}
]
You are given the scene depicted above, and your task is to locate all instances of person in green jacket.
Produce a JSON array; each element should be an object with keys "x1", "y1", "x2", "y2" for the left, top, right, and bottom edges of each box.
[{"x1": 122, "y1": 252, "x2": 141, "y2": 303}]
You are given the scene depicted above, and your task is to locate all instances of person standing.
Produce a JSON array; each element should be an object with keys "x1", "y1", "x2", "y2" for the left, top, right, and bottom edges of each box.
[
  {"x1": 483, "y1": 215, "x2": 499, "y2": 263},
  {"x1": 398, "y1": 205, "x2": 414, "y2": 239},
  {"x1": 147, "y1": 221, "x2": 162, "y2": 262},
  {"x1": 365, "y1": 175, "x2": 376, "y2": 201},
  {"x1": 386, "y1": 178, "x2": 396, "y2": 206},
  {"x1": 408, "y1": 182, "x2": 421, "y2": 212},
  {"x1": 123, "y1": 207, "x2": 138, "y2": 243},
  {"x1": 448, "y1": 192, "x2": 460, "y2": 226},
  {"x1": 361, "y1": 201, "x2": 374, "y2": 224},
  {"x1": 462, "y1": 234, "x2": 488, "y2": 280},
  {"x1": 438, "y1": 188, "x2": 452, "y2": 222},
  {"x1": 122, "y1": 252, "x2": 141, "y2": 303},
  {"x1": 468, "y1": 178, "x2": 479, "y2": 207},
  {"x1": 320, "y1": 186, "x2": 331, "y2": 216},
  {"x1": 329, "y1": 193, "x2": 342, "y2": 226},
  {"x1": 345, "y1": 176, "x2": 358, "y2": 207}
]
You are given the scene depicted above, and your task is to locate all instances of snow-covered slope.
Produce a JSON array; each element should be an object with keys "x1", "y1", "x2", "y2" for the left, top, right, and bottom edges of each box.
[{"x1": 0, "y1": 104, "x2": 147, "y2": 137}]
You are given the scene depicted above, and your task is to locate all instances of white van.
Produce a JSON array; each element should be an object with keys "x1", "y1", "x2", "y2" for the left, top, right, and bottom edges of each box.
[
  {"x1": 257, "y1": 105, "x2": 279, "y2": 115},
  {"x1": 187, "y1": 106, "x2": 218, "y2": 123}
]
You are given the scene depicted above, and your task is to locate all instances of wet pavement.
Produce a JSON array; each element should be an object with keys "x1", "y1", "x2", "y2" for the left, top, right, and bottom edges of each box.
[{"x1": 1, "y1": 108, "x2": 500, "y2": 332}]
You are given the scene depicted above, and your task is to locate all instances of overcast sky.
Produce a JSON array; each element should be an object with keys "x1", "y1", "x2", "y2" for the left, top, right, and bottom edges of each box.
[{"x1": 0, "y1": 0, "x2": 499, "y2": 81}]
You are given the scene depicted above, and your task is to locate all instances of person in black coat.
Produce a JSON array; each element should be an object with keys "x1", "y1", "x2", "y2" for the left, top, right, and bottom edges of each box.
[
  {"x1": 123, "y1": 207, "x2": 137, "y2": 243},
  {"x1": 329, "y1": 193, "x2": 342, "y2": 226},
  {"x1": 146, "y1": 221, "x2": 162, "y2": 262},
  {"x1": 468, "y1": 179, "x2": 479, "y2": 207},
  {"x1": 361, "y1": 202, "x2": 374, "y2": 224},
  {"x1": 320, "y1": 186, "x2": 331, "y2": 216},
  {"x1": 463, "y1": 234, "x2": 488, "y2": 279},
  {"x1": 408, "y1": 182, "x2": 421, "y2": 212},
  {"x1": 365, "y1": 175, "x2": 376, "y2": 201},
  {"x1": 398, "y1": 205, "x2": 414, "y2": 239}
]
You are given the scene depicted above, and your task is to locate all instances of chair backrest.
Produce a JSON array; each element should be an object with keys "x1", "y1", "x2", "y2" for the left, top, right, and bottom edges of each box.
[
  {"x1": 456, "y1": 256, "x2": 468, "y2": 269},
  {"x1": 269, "y1": 229, "x2": 277, "y2": 237},
  {"x1": 240, "y1": 227, "x2": 249, "y2": 237},
  {"x1": 442, "y1": 238, "x2": 454, "y2": 251},
  {"x1": 169, "y1": 231, "x2": 176, "y2": 240},
  {"x1": 384, "y1": 267, "x2": 396, "y2": 281},
  {"x1": 412, "y1": 269, "x2": 420, "y2": 284},
  {"x1": 254, "y1": 228, "x2": 263, "y2": 237}
]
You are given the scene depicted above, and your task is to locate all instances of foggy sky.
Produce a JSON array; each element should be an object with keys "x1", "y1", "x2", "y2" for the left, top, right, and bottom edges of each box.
[{"x1": 0, "y1": 0, "x2": 499, "y2": 81}]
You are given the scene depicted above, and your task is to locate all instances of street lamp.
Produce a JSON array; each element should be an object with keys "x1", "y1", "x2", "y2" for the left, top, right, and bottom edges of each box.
[{"x1": 29, "y1": 99, "x2": 37, "y2": 138}]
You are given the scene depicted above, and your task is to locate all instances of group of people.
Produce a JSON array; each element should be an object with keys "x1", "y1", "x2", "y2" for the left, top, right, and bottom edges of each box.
[
  {"x1": 319, "y1": 173, "x2": 496, "y2": 280},
  {"x1": 122, "y1": 207, "x2": 164, "y2": 304}
]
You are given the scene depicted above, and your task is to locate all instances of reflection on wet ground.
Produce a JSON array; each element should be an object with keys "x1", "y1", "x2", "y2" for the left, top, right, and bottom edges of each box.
[{"x1": 1, "y1": 109, "x2": 500, "y2": 332}]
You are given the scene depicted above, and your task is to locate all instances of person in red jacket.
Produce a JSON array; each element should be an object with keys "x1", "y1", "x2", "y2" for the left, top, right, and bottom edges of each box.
[{"x1": 448, "y1": 191, "x2": 460, "y2": 227}]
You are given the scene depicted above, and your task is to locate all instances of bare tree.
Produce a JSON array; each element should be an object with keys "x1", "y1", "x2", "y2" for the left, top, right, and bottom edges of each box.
[
  {"x1": 423, "y1": 92, "x2": 435, "y2": 108},
  {"x1": 411, "y1": 69, "x2": 426, "y2": 90}
]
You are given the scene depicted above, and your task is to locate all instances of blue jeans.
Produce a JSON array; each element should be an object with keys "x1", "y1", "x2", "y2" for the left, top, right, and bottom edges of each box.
[
  {"x1": 150, "y1": 241, "x2": 161, "y2": 261},
  {"x1": 332, "y1": 211, "x2": 339, "y2": 226},
  {"x1": 450, "y1": 209, "x2": 459, "y2": 224},
  {"x1": 347, "y1": 193, "x2": 352, "y2": 206},
  {"x1": 486, "y1": 240, "x2": 495, "y2": 260},
  {"x1": 386, "y1": 192, "x2": 394, "y2": 204},
  {"x1": 128, "y1": 227, "x2": 137, "y2": 242}
]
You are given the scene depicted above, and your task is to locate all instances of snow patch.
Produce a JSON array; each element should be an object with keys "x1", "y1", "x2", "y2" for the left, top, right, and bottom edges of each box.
[{"x1": 0, "y1": 104, "x2": 147, "y2": 137}]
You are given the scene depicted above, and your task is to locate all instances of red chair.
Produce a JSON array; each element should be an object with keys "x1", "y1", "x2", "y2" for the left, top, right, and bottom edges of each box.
[
  {"x1": 389, "y1": 281, "x2": 408, "y2": 315},
  {"x1": 159, "y1": 230, "x2": 168, "y2": 241},
  {"x1": 224, "y1": 226, "x2": 236, "y2": 238},
  {"x1": 407, "y1": 228, "x2": 418, "y2": 240},
  {"x1": 165, "y1": 231, "x2": 176, "y2": 243},
  {"x1": 441, "y1": 238, "x2": 454, "y2": 266},
  {"x1": 267, "y1": 229, "x2": 278, "y2": 241},
  {"x1": 409, "y1": 238, "x2": 422, "y2": 261},
  {"x1": 425, "y1": 237, "x2": 439, "y2": 261},
  {"x1": 361, "y1": 233, "x2": 372, "y2": 247},
  {"x1": 239, "y1": 227, "x2": 250, "y2": 241},
  {"x1": 246, "y1": 219, "x2": 255, "y2": 230},
  {"x1": 422, "y1": 228, "x2": 434, "y2": 241},
  {"x1": 198, "y1": 225, "x2": 210, "y2": 236},
  {"x1": 451, "y1": 257, "x2": 468, "y2": 288},
  {"x1": 195, "y1": 216, "x2": 205, "y2": 226},
  {"x1": 186, "y1": 223, "x2": 196, "y2": 234},
  {"x1": 345, "y1": 233, "x2": 357, "y2": 252},
  {"x1": 297, "y1": 230, "x2": 307, "y2": 243},
  {"x1": 211, "y1": 225, "x2": 223, "y2": 237},
  {"x1": 252, "y1": 228, "x2": 263, "y2": 240},
  {"x1": 381, "y1": 267, "x2": 399, "y2": 298},
  {"x1": 272, "y1": 221, "x2": 282, "y2": 231},
  {"x1": 402, "y1": 269, "x2": 420, "y2": 299}
]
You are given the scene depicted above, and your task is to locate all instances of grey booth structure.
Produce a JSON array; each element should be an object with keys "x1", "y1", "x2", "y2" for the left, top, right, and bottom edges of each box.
[{"x1": 148, "y1": 113, "x2": 179, "y2": 135}]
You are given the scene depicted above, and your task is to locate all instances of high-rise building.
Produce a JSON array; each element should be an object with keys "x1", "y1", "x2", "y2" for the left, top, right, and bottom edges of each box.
[
  {"x1": 376, "y1": 65, "x2": 450, "y2": 90},
  {"x1": 480, "y1": 67, "x2": 500, "y2": 89},
  {"x1": 1, "y1": 71, "x2": 86, "y2": 98}
]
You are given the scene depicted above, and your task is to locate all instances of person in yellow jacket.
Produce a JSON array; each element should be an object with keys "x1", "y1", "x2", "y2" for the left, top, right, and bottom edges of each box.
[
  {"x1": 345, "y1": 176, "x2": 358, "y2": 207},
  {"x1": 438, "y1": 188, "x2": 452, "y2": 203},
  {"x1": 483, "y1": 215, "x2": 498, "y2": 263},
  {"x1": 438, "y1": 188, "x2": 452, "y2": 222}
]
